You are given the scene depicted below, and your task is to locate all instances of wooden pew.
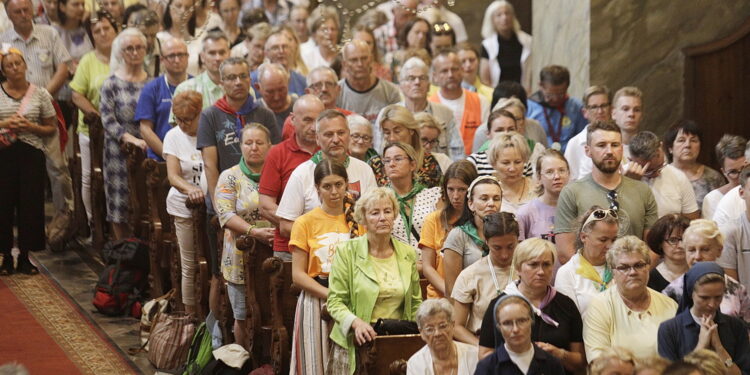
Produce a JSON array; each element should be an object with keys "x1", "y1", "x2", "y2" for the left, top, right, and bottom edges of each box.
[
  {"x1": 261, "y1": 256, "x2": 298, "y2": 374},
  {"x1": 143, "y1": 159, "x2": 177, "y2": 303},
  {"x1": 88, "y1": 117, "x2": 108, "y2": 251},
  {"x1": 357, "y1": 335, "x2": 424, "y2": 375},
  {"x1": 237, "y1": 235, "x2": 272, "y2": 368},
  {"x1": 211, "y1": 216, "x2": 234, "y2": 345},
  {"x1": 186, "y1": 201, "x2": 210, "y2": 320},
  {"x1": 123, "y1": 143, "x2": 150, "y2": 239}
]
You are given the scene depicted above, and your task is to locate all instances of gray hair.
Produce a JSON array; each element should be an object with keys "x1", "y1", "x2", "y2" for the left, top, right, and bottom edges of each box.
[
  {"x1": 219, "y1": 57, "x2": 250, "y2": 80},
  {"x1": 399, "y1": 57, "x2": 429, "y2": 82},
  {"x1": 306, "y1": 66, "x2": 338, "y2": 86},
  {"x1": 110, "y1": 28, "x2": 147, "y2": 72},
  {"x1": 415, "y1": 298, "x2": 453, "y2": 329},
  {"x1": 257, "y1": 62, "x2": 290, "y2": 82},
  {"x1": 629, "y1": 131, "x2": 661, "y2": 160},
  {"x1": 606, "y1": 235, "x2": 651, "y2": 269},
  {"x1": 346, "y1": 114, "x2": 371, "y2": 131}
]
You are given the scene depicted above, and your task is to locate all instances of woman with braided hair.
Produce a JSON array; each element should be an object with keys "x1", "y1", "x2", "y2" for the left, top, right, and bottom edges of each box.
[{"x1": 289, "y1": 160, "x2": 365, "y2": 375}]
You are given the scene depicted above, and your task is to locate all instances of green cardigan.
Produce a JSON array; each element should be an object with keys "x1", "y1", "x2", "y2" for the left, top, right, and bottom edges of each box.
[{"x1": 326, "y1": 234, "x2": 423, "y2": 374}]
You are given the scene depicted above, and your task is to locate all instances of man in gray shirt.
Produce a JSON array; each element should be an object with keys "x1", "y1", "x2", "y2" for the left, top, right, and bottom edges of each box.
[
  {"x1": 2, "y1": 0, "x2": 73, "y2": 247},
  {"x1": 555, "y1": 120, "x2": 658, "y2": 264},
  {"x1": 336, "y1": 40, "x2": 400, "y2": 124}
]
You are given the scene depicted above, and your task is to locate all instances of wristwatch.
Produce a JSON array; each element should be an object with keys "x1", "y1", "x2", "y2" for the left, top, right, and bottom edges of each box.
[{"x1": 724, "y1": 358, "x2": 734, "y2": 368}]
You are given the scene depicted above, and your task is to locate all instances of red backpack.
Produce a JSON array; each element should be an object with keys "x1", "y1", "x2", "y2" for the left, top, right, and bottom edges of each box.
[{"x1": 92, "y1": 238, "x2": 150, "y2": 317}]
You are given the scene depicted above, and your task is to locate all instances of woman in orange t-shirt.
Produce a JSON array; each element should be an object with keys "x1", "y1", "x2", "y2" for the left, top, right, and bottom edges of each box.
[
  {"x1": 419, "y1": 160, "x2": 478, "y2": 298},
  {"x1": 288, "y1": 160, "x2": 365, "y2": 375}
]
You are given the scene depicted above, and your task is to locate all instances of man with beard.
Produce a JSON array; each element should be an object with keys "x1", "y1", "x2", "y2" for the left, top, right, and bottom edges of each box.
[
  {"x1": 553, "y1": 120, "x2": 658, "y2": 264},
  {"x1": 429, "y1": 48, "x2": 489, "y2": 155},
  {"x1": 565, "y1": 85, "x2": 612, "y2": 181},
  {"x1": 336, "y1": 40, "x2": 400, "y2": 123}
]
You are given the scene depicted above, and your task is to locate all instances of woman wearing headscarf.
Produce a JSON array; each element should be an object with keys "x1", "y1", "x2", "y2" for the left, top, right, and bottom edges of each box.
[
  {"x1": 657, "y1": 262, "x2": 749, "y2": 374},
  {"x1": 0, "y1": 47, "x2": 57, "y2": 275}
]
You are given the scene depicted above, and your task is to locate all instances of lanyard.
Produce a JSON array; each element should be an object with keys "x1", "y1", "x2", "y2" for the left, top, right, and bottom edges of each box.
[
  {"x1": 164, "y1": 75, "x2": 176, "y2": 99},
  {"x1": 488, "y1": 256, "x2": 502, "y2": 296},
  {"x1": 542, "y1": 106, "x2": 564, "y2": 143}
]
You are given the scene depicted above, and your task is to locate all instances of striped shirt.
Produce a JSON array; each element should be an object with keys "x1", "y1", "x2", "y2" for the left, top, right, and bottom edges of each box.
[
  {"x1": 467, "y1": 151, "x2": 534, "y2": 177},
  {"x1": 0, "y1": 84, "x2": 56, "y2": 151},
  {"x1": 0, "y1": 25, "x2": 72, "y2": 89}
]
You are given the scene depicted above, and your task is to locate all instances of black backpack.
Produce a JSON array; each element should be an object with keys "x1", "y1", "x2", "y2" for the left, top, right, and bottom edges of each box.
[{"x1": 92, "y1": 238, "x2": 150, "y2": 317}]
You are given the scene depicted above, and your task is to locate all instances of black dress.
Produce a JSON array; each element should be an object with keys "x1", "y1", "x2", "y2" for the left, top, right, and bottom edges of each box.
[{"x1": 648, "y1": 268, "x2": 671, "y2": 292}]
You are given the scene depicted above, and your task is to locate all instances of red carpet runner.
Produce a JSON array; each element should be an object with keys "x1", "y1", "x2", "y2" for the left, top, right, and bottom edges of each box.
[{"x1": 0, "y1": 273, "x2": 138, "y2": 374}]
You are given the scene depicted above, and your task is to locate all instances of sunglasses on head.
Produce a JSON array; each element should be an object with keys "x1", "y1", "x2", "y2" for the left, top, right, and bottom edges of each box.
[
  {"x1": 432, "y1": 22, "x2": 452, "y2": 34},
  {"x1": 582, "y1": 208, "x2": 618, "y2": 229}
]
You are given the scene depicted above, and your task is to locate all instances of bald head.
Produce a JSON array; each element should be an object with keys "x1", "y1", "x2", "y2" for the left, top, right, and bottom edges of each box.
[
  {"x1": 258, "y1": 63, "x2": 290, "y2": 112},
  {"x1": 292, "y1": 94, "x2": 325, "y2": 145},
  {"x1": 161, "y1": 37, "x2": 189, "y2": 75},
  {"x1": 342, "y1": 40, "x2": 373, "y2": 85}
]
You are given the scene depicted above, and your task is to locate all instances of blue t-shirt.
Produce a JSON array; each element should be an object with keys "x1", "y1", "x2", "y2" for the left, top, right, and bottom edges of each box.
[
  {"x1": 134, "y1": 75, "x2": 187, "y2": 160},
  {"x1": 526, "y1": 97, "x2": 586, "y2": 152},
  {"x1": 250, "y1": 69, "x2": 307, "y2": 99}
]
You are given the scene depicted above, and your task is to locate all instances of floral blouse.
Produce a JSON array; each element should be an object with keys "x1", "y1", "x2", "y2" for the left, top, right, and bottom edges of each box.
[
  {"x1": 368, "y1": 152, "x2": 443, "y2": 188},
  {"x1": 215, "y1": 164, "x2": 262, "y2": 284}
]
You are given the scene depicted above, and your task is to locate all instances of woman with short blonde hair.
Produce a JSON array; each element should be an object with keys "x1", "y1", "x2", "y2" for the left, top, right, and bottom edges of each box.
[{"x1": 488, "y1": 131, "x2": 535, "y2": 213}]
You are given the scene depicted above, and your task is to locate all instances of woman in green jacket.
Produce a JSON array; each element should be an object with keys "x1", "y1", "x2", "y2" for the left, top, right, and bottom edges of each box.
[{"x1": 326, "y1": 187, "x2": 423, "y2": 374}]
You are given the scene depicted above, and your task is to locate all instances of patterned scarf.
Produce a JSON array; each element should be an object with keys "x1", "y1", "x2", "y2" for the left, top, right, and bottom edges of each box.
[
  {"x1": 503, "y1": 280, "x2": 559, "y2": 327},
  {"x1": 575, "y1": 252, "x2": 612, "y2": 292}
]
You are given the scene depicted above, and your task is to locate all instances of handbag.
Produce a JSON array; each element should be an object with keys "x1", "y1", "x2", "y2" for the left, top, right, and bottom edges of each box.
[
  {"x1": 147, "y1": 311, "x2": 195, "y2": 370},
  {"x1": 0, "y1": 84, "x2": 36, "y2": 150},
  {"x1": 371, "y1": 318, "x2": 419, "y2": 335},
  {"x1": 140, "y1": 288, "x2": 176, "y2": 350}
]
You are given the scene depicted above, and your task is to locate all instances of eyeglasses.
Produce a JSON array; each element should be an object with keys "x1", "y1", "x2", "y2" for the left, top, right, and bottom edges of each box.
[
  {"x1": 613, "y1": 262, "x2": 649, "y2": 273},
  {"x1": 162, "y1": 52, "x2": 188, "y2": 61},
  {"x1": 383, "y1": 156, "x2": 410, "y2": 165},
  {"x1": 421, "y1": 137, "x2": 439, "y2": 147},
  {"x1": 665, "y1": 237, "x2": 683, "y2": 246},
  {"x1": 541, "y1": 168, "x2": 570, "y2": 178},
  {"x1": 586, "y1": 103, "x2": 610, "y2": 111},
  {"x1": 432, "y1": 22, "x2": 452, "y2": 34},
  {"x1": 582, "y1": 208, "x2": 618, "y2": 228},
  {"x1": 643, "y1": 162, "x2": 666, "y2": 178},
  {"x1": 175, "y1": 116, "x2": 197, "y2": 125},
  {"x1": 124, "y1": 45, "x2": 146, "y2": 54},
  {"x1": 351, "y1": 134, "x2": 372, "y2": 143},
  {"x1": 497, "y1": 317, "x2": 532, "y2": 330},
  {"x1": 421, "y1": 321, "x2": 451, "y2": 336},
  {"x1": 222, "y1": 73, "x2": 249, "y2": 82},
  {"x1": 607, "y1": 190, "x2": 620, "y2": 211}
]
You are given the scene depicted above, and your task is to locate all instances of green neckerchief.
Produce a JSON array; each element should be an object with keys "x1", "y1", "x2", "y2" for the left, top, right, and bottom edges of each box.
[
  {"x1": 311, "y1": 150, "x2": 350, "y2": 167},
  {"x1": 478, "y1": 138, "x2": 536, "y2": 154},
  {"x1": 458, "y1": 221, "x2": 487, "y2": 255},
  {"x1": 390, "y1": 181, "x2": 426, "y2": 244},
  {"x1": 239, "y1": 156, "x2": 261, "y2": 183}
]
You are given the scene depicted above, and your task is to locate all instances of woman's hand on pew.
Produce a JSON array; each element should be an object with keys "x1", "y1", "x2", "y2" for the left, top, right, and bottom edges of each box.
[
  {"x1": 122, "y1": 133, "x2": 148, "y2": 151},
  {"x1": 352, "y1": 318, "x2": 377, "y2": 345},
  {"x1": 186, "y1": 186, "x2": 205, "y2": 205},
  {"x1": 249, "y1": 227, "x2": 274, "y2": 245}
]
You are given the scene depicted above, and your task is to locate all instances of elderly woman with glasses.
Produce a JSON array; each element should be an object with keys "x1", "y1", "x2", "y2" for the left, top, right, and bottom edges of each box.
[
  {"x1": 658, "y1": 263, "x2": 750, "y2": 374},
  {"x1": 645, "y1": 214, "x2": 690, "y2": 292},
  {"x1": 475, "y1": 295, "x2": 565, "y2": 375},
  {"x1": 347, "y1": 113, "x2": 377, "y2": 162},
  {"x1": 555, "y1": 206, "x2": 619, "y2": 314},
  {"x1": 370, "y1": 104, "x2": 443, "y2": 188},
  {"x1": 100, "y1": 28, "x2": 150, "y2": 240},
  {"x1": 583, "y1": 236, "x2": 678, "y2": 361},
  {"x1": 407, "y1": 299, "x2": 478, "y2": 375},
  {"x1": 0, "y1": 48, "x2": 58, "y2": 275},
  {"x1": 478, "y1": 238, "x2": 586, "y2": 373},
  {"x1": 662, "y1": 219, "x2": 750, "y2": 327}
]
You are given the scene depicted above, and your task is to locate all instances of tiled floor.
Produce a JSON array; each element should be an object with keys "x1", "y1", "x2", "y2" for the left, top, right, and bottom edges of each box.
[{"x1": 31, "y1": 243, "x2": 154, "y2": 374}]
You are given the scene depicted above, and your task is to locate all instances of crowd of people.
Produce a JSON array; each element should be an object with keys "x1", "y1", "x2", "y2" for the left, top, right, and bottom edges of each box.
[{"x1": 0, "y1": 0, "x2": 748, "y2": 373}]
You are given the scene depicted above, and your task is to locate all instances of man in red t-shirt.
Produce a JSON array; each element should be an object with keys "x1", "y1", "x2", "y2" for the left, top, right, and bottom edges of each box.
[
  {"x1": 259, "y1": 94, "x2": 324, "y2": 259},
  {"x1": 281, "y1": 66, "x2": 351, "y2": 140}
]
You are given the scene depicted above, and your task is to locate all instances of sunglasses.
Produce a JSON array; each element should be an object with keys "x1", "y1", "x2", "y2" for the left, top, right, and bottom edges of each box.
[
  {"x1": 607, "y1": 190, "x2": 619, "y2": 211},
  {"x1": 582, "y1": 208, "x2": 618, "y2": 229},
  {"x1": 432, "y1": 22, "x2": 453, "y2": 34}
]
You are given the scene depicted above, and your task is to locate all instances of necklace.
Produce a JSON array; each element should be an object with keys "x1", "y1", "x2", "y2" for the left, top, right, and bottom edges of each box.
[
  {"x1": 504, "y1": 178, "x2": 527, "y2": 203},
  {"x1": 488, "y1": 256, "x2": 502, "y2": 296}
]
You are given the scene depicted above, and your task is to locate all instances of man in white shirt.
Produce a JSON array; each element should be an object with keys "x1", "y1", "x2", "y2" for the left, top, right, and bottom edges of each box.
[
  {"x1": 276, "y1": 110, "x2": 377, "y2": 237},
  {"x1": 565, "y1": 85, "x2": 612, "y2": 181},
  {"x1": 429, "y1": 48, "x2": 489, "y2": 155},
  {"x1": 627, "y1": 131, "x2": 699, "y2": 219},
  {"x1": 718, "y1": 165, "x2": 750, "y2": 289}
]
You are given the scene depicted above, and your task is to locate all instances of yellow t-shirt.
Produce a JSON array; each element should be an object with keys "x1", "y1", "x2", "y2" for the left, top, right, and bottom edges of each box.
[
  {"x1": 369, "y1": 254, "x2": 405, "y2": 322},
  {"x1": 288, "y1": 207, "x2": 364, "y2": 278},
  {"x1": 419, "y1": 211, "x2": 449, "y2": 298}
]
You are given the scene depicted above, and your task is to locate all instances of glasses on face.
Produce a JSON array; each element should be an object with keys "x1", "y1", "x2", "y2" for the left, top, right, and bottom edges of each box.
[
  {"x1": 497, "y1": 317, "x2": 532, "y2": 330},
  {"x1": 405, "y1": 74, "x2": 429, "y2": 83},
  {"x1": 614, "y1": 262, "x2": 649, "y2": 273},
  {"x1": 725, "y1": 168, "x2": 743, "y2": 178},
  {"x1": 309, "y1": 81, "x2": 337, "y2": 91},
  {"x1": 124, "y1": 44, "x2": 146, "y2": 54},
  {"x1": 665, "y1": 237, "x2": 683, "y2": 246},
  {"x1": 383, "y1": 156, "x2": 410, "y2": 165},
  {"x1": 222, "y1": 73, "x2": 249, "y2": 82},
  {"x1": 421, "y1": 137, "x2": 439, "y2": 147},
  {"x1": 162, "y1": 52, "x2": 188, "y2": 61},
  {"x1": 642, "y1": 162, "x2": 666, "y2": 178},
  {"x1": 582, "y1": 208, "x2": 618, "y2": 229},
  {"x1": 607, "y1": 190, "x2": 620, "y2": 211},
  {"x1": 586, "y1": 103, "x2": 610, "y2": 111},
  {"x1": 421, "y1": 321, "x2": 451, "y2": 336},
  {"x1": 351, "y1": 133, "x2": 372, "y2": 143}
]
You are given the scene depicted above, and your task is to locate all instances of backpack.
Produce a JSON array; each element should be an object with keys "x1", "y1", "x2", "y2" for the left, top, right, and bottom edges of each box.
[
  {"x1": 92, "y1": 238, "x2": 150, "y2": 317},
  {"x1": 183, "y1": 322, "x2": 215, "y2": 375}
]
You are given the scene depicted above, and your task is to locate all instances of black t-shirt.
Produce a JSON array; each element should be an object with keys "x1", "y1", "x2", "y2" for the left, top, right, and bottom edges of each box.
[
  {"x1": 478, "y1": 291, "x2": 584, "y2": 351},
  {"x1": 481, "y1": 32, "x2": 523, "y2": 84},
  {"x1": 648, "y1": 268, "x2": 670, "y2": 293}
]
